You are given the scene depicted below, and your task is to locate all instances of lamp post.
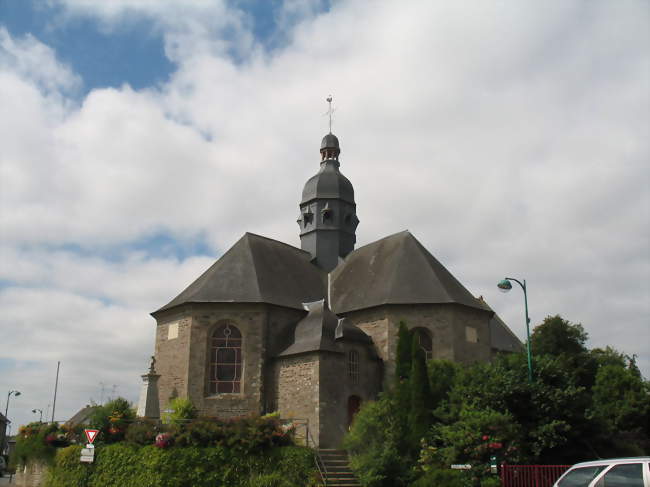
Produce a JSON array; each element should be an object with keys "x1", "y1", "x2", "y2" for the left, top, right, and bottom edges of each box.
[
  {"x1": 32, "y1": 408, "x2": 43, "y2": 422},
  {"x1": 5, "y1": 389, "x2": 21, "y2": 417},
  {"x1": 498, "y1": 277, "x2": 533, "y2": 382}
]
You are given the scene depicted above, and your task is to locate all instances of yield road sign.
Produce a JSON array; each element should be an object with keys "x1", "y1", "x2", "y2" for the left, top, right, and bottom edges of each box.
[{"x1": 84, "y1": 429, "x2": 99, "y2": 444}]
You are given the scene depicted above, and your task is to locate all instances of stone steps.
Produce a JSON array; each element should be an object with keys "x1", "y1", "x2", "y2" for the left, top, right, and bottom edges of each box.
[{"x1": 318, "y1": 449, "x2": 360, "y2": 487}]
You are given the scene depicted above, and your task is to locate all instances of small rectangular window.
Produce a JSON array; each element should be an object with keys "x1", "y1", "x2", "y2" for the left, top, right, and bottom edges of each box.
[
  {"x1": 167, "y1": 322, "x2": 179, "y2": 340},
  {"x1": 465, "y1": 326, "x2": 478, "y2": 343},
  {"x1": 348, "y1": 350, "x2": 359, "y2": 385}
]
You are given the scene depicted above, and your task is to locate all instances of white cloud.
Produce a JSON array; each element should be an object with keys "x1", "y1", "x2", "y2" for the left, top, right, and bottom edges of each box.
[
  {"x1": 0, "y1": 27, "x2": 81, "y2": 94},
  {"x1": 1, "y1": 0, "x2": 648, "y2": 429}
]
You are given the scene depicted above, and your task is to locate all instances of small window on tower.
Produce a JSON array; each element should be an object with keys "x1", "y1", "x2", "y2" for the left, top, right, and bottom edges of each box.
[
  {"x1": 322, "y1": 207, "x2": 333, "y2": 222},
  {"x1": 348, "y1": 350, "x2": 359, "y2": 384}
]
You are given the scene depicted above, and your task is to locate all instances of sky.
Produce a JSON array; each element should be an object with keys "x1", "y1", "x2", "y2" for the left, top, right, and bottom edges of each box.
[{"x1": 0, "y1": 0, "x2": 648, "y2": 432}]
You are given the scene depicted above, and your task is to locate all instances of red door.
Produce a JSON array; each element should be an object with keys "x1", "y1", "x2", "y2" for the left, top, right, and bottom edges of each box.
[{"x1": 347, "y1": 395, "x2": 362, "y2": 429}]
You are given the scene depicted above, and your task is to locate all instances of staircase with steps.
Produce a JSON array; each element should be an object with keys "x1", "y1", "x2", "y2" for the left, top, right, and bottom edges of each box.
[{"x1": 317, "y1": 449, "x2": 360, "y2": 487}]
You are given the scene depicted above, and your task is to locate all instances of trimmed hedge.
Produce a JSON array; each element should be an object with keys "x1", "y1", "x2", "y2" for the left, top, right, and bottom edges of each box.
[{"x1": 45, "y1": 444, "x2": 318, "y2": 487}]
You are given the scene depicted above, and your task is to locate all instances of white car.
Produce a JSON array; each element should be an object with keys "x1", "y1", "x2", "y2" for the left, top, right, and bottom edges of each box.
[{"x1": 553, "y1": 457, "x2": 650, "y2": 487}]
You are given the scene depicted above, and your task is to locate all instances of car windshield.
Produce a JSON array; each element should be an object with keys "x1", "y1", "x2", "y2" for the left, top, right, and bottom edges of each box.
[{"x1": 558, "y1": 466, "x2": 607, "y2": 487}]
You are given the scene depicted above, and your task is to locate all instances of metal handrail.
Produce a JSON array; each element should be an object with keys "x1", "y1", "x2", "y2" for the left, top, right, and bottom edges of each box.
[
  {"x1": 306, "y1": 428, "x2": 327, "y2": 487},
  {"x1": 282, "y1": 418, "x2": 327, "y2": 486}
]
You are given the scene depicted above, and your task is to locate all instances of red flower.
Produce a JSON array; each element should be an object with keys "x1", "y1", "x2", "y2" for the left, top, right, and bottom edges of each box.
[
  {"x1": 482, "y1": 435, "x2": 489, "y2": 441},
  {"x1": 155, "y1": 433, "x2": 173, "y2": 448}
]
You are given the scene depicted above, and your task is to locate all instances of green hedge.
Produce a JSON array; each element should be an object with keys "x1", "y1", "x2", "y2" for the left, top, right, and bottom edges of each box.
[{"x1": 45, "y1": 444, "x2": 318, "y2": 487}]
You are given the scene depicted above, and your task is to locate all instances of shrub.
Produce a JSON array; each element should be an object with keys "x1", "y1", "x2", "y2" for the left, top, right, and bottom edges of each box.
[
  {"x1": 162, "y1": 397, "x2": 198, "y2": 425},
  {"x1": 124, "y1": 419, "x2": 158, "y2": 446},
  {"x1": 11, "y1": 422, "x2": 58, "y2": 468},
  {"x1": 344, "y1": 396, "x2": 412, "y2": 487},
  {"x1": 410, "y1": 467, "x2": 465, "y2": 487},
  {"x1": 44, "y1": 444, "x2": 317, "y2": 487},
  {"x1": 88, "y1": 398, "x2": 136, "y2": 444}
]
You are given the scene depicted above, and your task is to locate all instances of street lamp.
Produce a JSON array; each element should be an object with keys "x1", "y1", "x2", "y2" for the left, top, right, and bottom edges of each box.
[
  {"x1": 32, "y1": 408, "x2": 43, "y2": 422},
  {"x1": 5, "y1": 390, "x2": 21, "y2": 417},
  {"x1": 498, "y1": 277, "x2": 533, "y2": 382}
]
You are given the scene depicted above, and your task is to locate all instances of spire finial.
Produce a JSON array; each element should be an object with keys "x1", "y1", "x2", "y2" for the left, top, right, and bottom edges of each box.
[{"x1": 326, "y1": 95, "x2": 334, "y2": 134}]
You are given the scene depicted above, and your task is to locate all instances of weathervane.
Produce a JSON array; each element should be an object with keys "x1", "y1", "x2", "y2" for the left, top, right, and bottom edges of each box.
[{"x1": 325, "y1": 95, "x2": 335, "y2": 133}]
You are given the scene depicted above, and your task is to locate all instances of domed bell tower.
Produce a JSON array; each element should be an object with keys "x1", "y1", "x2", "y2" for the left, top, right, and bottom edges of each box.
[{"x1": 298, "y1": 133, "x2": 359, "y2": 272}]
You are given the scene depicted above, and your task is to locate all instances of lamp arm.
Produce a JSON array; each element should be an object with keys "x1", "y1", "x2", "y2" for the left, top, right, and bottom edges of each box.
[{"x1": 504, "y1": 277, "x2": 526, "y2": 292}]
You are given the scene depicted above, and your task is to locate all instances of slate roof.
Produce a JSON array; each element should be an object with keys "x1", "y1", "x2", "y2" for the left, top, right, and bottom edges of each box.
[
  {"x1": 301, "y1": 160, "x2": 355, "y2": 204},
  {"x1": 154, "y1": 233, "x2": 326, "y2": 314},
  {"x1": 479, "y1": 298, "x2": 524, "y2": 353},
  {"x1": 64, "y1": 405, "x2": 99, "y2": 428},
  {"x1": 321, "y1": 133, "x2": 339, "y2": 149},
  {"x1": 330, "y1": 231, "x2": 492, "y2": 314},
  {"x1": 278, "y1": 300, "x2": 373, "y2": 357}
]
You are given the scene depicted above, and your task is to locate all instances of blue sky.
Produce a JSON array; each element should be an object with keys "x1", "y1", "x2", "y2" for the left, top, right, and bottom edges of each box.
[
  {"x1": 1, "y1": 0, "x2": 331, "y2": 94},
  {"x1": 0, "y1": 0, "x2": 648, "y2": 432}
]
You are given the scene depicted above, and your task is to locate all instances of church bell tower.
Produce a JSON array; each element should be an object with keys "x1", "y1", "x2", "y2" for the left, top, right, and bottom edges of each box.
[{"x1": 298, "y1": 132, "x2": 359, "y2": 272}]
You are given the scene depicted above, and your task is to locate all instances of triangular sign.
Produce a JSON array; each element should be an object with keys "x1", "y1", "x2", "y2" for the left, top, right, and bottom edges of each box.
[{"x1": 85, "y1": 429, "x2": 99, "y2": 444}]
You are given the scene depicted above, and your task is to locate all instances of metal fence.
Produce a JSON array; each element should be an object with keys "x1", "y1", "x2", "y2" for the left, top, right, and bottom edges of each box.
[{"x1": 501, "y1": 464, "x2": 571, "y2": 487}]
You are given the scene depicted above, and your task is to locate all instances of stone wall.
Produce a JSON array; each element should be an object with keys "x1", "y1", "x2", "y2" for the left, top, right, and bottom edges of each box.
[
  {"x1": 343, "y1": 304, "x2": 492, "y2": 388},
  {"x1": 13, "y1": 461, "x2": 47, "y2": 487},
  {"x1": 318, "y1": 344, "x2": 383, "y2": 448},
  {"x1": 272, "y1": 353, "x2": 320, "y2": 444},
  {"x1": 154, "y1": 306, "x2": 193, "y2": 408},
  {"x1": 154, "y1": 303, "x2": 306, "y2": 418}
]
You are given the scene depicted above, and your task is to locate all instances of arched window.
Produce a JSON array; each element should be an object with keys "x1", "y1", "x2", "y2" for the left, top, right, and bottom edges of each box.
[
  {"x1": 412, "y1": 327, "x2": 433, "y2": 361},
  {"x1": 209, "y1": 324, "x2": 242, "y2": 394},
  {"x1": 348, "y1": 350, "x2": 359, "y2": 384}
]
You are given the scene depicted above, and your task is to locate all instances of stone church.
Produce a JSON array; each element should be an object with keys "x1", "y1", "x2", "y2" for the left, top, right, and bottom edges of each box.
[{"x1": 150, "y1": 132, "x2": 521, "y2": 447}]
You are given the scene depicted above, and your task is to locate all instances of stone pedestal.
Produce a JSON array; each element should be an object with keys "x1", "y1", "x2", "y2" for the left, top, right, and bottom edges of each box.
[{"x1": 136, "y1": 372, "x2": 161, "y2": 419}]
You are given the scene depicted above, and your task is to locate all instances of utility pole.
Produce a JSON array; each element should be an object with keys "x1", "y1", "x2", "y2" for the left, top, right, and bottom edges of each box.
[{"x1": 51, "y1": 361, "x2": 60, "y2": 422}]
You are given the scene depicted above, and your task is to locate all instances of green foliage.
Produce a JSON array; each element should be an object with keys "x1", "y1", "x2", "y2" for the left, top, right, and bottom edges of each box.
[
  {"x1": 163, "y1": 397, "x2": 198, "y2": 425},
  {"x1": 409, "y1": 466, "x2": 465, "y2": 487},
  {"x1": 43, "y1": 444, "x2": 317, "y2": 487},
  {"x1": 344, "y1": 396, "x2": 412, "y2": 487},
  {"x1": 124, "y1": 419, "x2": 159, "y2": 446},
  {"x1": 530, "y1": 315, "x2": 588, "y2": 357},
  {"x1": 431, "y1": 407, "x2": 522, "y2": 479},
  {"x1": 11, "y1": 422, "x2": 59, "y2": 468},
  {"x1": 88, "y1": 397, "x2": 136, "y2": 444},
  {"x1": 588, "y1": 363, "x2": 650, "y2": 454},
  {"x1": 44, "y1": 446, "x2": 92, "y2": 487},
  {"x1": 428, "y1": 359, "x2": 460, "y2": 411},
  {"x1": 395, "y1": 321, "x2": 412, "y2": 382},
  {"x1": 408, "y1": 337, "x2": 432, "y2": 448}
]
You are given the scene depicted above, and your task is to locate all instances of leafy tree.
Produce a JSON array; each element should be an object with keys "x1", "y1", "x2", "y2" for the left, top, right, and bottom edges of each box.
[
  {"x1": 89, "y1": 398, "x2": 136, "y2": 444},
  {"x1": 589, "y1": 364, "x2": 650, "y2": 438},
  {"x1": 344, "y1": 395, "x2": 412, "y2": 487},
  {"x1": 428, "y1": 359, "x2": 460, "y2": 411},
  {"x1": 530, "y1": 315, "x2": 588, "y2": 357},
  {"x1": 432, "y1": 407, "x2": 523, "y2": 481}
]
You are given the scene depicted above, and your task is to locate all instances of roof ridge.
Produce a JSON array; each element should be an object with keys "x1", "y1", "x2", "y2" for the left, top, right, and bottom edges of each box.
[
  {"x1": 352, "y1": 230, "x2": 411, "y2": 253},
  {"x1": 242, "y1": 233, "x2": 263, "y2": 302},
  {"x1": 243, "y1": 232, "x2": 311, "y2": 256},
  {"x1": 407, "y1": 234, "x2": 455, "y2": 304}
]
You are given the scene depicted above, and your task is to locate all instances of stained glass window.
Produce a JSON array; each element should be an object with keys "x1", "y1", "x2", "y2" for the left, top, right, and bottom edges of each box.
[{"x1": 209, "y1": 324, "x2": 242, "y2": 394}]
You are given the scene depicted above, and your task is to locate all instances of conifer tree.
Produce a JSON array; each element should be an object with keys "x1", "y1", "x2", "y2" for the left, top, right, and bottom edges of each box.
[
  {"x1": 395, "y1": 321, "x2": 413, "y2": 383},
  {"x1": 408, "y1": 335, "x2": 432, "y2": 448}
]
